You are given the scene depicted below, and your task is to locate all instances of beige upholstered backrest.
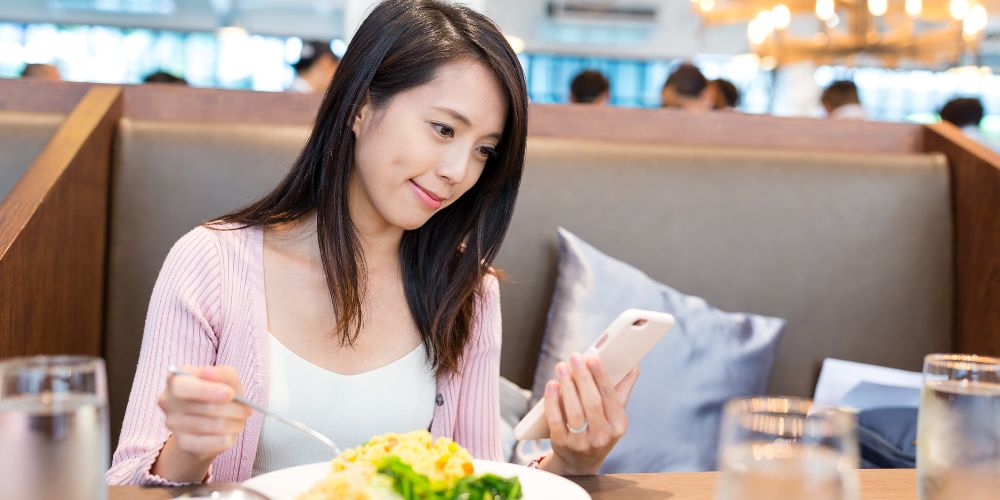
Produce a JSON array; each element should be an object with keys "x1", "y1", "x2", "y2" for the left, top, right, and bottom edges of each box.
[
  {"x1": 105, "y1": 127, "x2": 953, "y2": 446},
  {"x1": 0, "y1": 111, "x2": 65, "y2": 200},
  {"x1": 106, "y1": 118, "x2": 310, "y2": 445},
  {"x1": 495, "y1": 138, "x2": 953, "y2": 394}
]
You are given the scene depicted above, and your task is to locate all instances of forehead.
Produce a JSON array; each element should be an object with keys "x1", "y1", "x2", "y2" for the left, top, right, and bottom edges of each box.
[{"x1": 396, "y1": 59, "x2": 507, "y2": 135}]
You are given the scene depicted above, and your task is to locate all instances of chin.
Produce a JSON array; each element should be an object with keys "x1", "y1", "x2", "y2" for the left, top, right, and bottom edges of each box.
[{"x1": 391, "y1": 213, "x2": 434, "y2": 231}]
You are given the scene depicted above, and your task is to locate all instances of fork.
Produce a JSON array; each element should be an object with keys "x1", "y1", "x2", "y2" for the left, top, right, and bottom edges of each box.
[{"x1": 167, "y1": 365, "x2": 342, "y2": 456}]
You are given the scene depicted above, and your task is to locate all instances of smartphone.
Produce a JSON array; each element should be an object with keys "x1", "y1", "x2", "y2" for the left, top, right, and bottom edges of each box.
[{"x1": 513, "y1": 308, "x2": 675, "y2": 441}]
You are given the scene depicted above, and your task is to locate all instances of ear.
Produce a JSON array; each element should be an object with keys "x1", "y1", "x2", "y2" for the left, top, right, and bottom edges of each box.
[{"x1": 351, "y1": 94, "x2": 372, "y2": 136}]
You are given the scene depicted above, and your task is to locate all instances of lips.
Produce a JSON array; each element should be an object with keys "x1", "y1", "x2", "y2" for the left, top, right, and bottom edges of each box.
[
  {"x1": 409, "y1": 180, "x2": 445, "y2": 210},
  {"x1": 412, "y1": 181, "x2": 444, "y2": 202}
]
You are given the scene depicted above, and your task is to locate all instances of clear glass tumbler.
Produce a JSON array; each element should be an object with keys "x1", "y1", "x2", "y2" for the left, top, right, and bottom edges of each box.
[
  {"x1": 917, "y1": 353, "x2": 1000, "y2": 500},
  {"x1": 716, "y1": 396, "x2": 859, "y2": 500},
  {"x1": 0, "y1": 356, "x2": 109, "y2": 500}
]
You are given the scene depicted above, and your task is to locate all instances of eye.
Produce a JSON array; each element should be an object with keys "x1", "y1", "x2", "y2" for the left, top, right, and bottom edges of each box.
[
  {"x1": 477, "y1": 146, "x2": 499, "y2": 161},
  {"x1": 431, "y1": 122, "x2": 455, "y2": 138}
]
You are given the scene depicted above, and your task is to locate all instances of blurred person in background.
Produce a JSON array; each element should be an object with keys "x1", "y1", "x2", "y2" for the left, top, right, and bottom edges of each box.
[
  {"x1": 143, "y1": 70, "x2": 188, "y2": 85},
  {"x1": 706, "y1": 78, "x2": 739, "y2": 111},
  {"x1": 939, "y1": 97, "x2": 984, "y2": 132},
  {"x1": 940, "y1": 97, "x2": 999, "y2": 152},
  {"x1": 821, "y1": 80, "x2": 866, "y2": 119},
  {"x1": 661, "y1": 63, "x2": 711, "y2": 112},
  {"x1": 20, "y1": 63, "x2": 61, "y2": 81},
  {"x1": 288, "y1": 40, "x2": 340, "y2": 93},
  {"x1": 569, "y1": 69, "x2": 610, "y2": 105}
]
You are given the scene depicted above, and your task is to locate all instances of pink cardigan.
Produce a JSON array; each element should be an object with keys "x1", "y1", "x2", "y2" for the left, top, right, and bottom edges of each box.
[{"x1": 106, "y1": 224, "x2": 503, "y2": 485}]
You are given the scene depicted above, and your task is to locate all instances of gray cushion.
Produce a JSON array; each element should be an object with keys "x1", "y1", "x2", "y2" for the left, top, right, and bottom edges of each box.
[{"x1": 523, "y1": 228, "x2": 785, "y2": 472}]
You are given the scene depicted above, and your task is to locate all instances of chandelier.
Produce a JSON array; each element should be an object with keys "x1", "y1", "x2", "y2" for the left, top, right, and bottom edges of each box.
[{"x1": 692, "y1": 0, "x2": 994, "y2": 66}]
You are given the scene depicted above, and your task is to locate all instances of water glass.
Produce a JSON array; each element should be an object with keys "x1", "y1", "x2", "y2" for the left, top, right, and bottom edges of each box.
[
  {"x1": 0, "y1": 356, "x2": 109, "y2": 500},
  {"x1": 716, "y1": 396, "x2": 859, "y2": 500},
  {"x1": 917, "y1": 353, "x2": 1000, "y2": 500}
]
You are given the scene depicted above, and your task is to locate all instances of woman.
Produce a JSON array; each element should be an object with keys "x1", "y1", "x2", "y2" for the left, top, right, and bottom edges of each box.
[{"x1": 107, "y1": 0, "x2": 638, "y2": 485}]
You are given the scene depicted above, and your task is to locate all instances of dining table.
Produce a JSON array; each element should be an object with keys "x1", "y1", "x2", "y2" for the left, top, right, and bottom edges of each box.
[{"x1": 108, "y1": 468, "x2": 918, "y2": 499}]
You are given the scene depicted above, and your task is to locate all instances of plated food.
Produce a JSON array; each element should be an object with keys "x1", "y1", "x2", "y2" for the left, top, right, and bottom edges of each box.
[{"x1": 297, "y1": 430, "x2": 522, "y2": 500}]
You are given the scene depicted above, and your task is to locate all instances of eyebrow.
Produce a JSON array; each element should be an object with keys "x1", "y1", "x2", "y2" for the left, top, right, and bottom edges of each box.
[{"x1": 432, "y1": 106, "x2": 503, "y2": 142}]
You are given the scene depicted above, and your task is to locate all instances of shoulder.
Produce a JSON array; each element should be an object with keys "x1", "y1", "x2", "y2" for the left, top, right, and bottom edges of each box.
[
  {"x1": 470, "y1": 272, "x2": 502, "y2": 349},
  {"x1": 161, "y1": 223, "x2": 260, "y2": 278},
  {"x1": 474, "y1": 272, "x2": 501, "y2": 321},
  {"x1": 201, "y1": 221, "x2": 259, "y2": 252},
  {"x1": 479, "y1": 272, "x2": 500, "y2": 304},
  {"x1": 163, "y1": 225, "x2": 222, "y2": 270}
]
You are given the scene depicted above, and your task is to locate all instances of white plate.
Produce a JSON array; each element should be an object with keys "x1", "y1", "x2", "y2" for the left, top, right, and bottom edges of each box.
[{"x1": 243, "y1": 459, "x2": 591, "y2": 499}]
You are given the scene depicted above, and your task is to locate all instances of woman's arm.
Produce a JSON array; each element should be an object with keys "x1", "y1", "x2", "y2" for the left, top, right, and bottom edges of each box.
[
  {"x1": 451, "y1": 274, "x2": 504, "y2": 461},
  {"x1": 105, "y1": 227, "x2": 225, "y2": 486}
]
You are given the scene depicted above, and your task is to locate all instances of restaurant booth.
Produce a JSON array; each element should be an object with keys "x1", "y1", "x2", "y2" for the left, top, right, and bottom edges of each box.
[{"x1": 1, "y1": 78, "x2": 998, "y2": 498}]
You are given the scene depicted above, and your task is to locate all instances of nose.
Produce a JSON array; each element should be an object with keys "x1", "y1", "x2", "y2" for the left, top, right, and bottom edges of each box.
[{"x1": 435, "y1": 148, "x2": 471, "y2": 185}]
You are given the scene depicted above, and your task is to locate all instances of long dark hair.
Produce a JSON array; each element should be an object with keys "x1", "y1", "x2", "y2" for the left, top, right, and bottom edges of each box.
[{"x1": 215, "y1": 0, "x2": 528, "y2": 376}]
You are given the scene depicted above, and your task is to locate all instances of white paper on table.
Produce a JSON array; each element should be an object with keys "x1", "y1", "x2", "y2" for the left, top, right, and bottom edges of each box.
[{"x1": 812, "y1": 358, "x2": 924, "y2": 408}]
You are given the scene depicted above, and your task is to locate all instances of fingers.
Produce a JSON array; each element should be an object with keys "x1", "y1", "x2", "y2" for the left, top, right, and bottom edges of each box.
[
  {"x1": 169, "y1": 365, "x2": 237, "y2": 404},
  {"x1": 568, "y1": 354, "x2": 607, "y2": 429},
  {"x1": 615, "y1": 366, "x2": 641, "y2": 405},
  {"x1": 158, "y1": 365, "x2": 251, "y2": 461},
  {"x1": 164, "y1": 399, "x2": 252, "y2": 420},
  {"x1": 555, "y1": 361, "x2": 588, "y2": 433},
  {"x1": 172, "y1": 433, "x2": 238, "y2": 460},
  {"x1": 543, "y1": 380, "x2": 568, "y2": 444},
  {"x1": 194, "y1": 365, "x2": 245, "y2": 394},
  {"x1": 544, "y1": 355, "x2": 632, "y2": 476},
  {"x1": 587, "y1": 357, "x2": 629, "y2": 438},
  {"x1": 569, "y1": 355, "x2": 617, "y2": 450},
  {"x1": 165, "y1": 412, "x2": 246, "y2": 436}
]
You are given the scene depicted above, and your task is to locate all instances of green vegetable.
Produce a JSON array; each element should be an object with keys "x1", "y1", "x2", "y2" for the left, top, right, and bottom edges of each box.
[
  {"x1": 377, "y1": 456, "x2": 523, "y2": 500},
  {"x1": 450, "y1": 473, "x2": 523, "y2": 500}
]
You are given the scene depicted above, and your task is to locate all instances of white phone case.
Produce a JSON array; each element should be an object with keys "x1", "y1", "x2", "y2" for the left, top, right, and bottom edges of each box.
[{"x1": 513, "y1": 309, "x2": 674, "y2": 441}]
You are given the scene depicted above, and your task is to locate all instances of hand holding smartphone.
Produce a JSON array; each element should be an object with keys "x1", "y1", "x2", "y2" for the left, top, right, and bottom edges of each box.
[{"x1": 513, "y1": 308, "x2": 674, "y2": 441}]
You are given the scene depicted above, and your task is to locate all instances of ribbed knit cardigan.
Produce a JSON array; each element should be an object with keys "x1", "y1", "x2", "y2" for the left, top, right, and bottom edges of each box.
[{"x1": 106, "y1": 224, "x2": 503, "y2": 485}]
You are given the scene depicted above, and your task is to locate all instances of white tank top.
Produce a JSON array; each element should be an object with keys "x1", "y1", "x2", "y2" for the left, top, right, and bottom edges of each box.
[{"x1": 251, "y1": 333, "x2": 436, "y2": 476}]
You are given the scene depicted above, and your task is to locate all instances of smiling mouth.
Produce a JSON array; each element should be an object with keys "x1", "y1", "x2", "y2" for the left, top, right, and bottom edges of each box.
[
  {"x1": 409, "y1": 180, "x2": 445, "y2": 210},
  {"x1": 412, "y1": 181, "x2": 444, "y2": 202}
]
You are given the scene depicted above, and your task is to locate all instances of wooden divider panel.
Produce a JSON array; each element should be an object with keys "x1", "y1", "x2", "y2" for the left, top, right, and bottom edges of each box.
[
  {"x1": 0, "y1": 86, "x2": 122, "y2": 358},
  {"x1": 924, "y1": 123, "x2": 1000, "y2": 356}
]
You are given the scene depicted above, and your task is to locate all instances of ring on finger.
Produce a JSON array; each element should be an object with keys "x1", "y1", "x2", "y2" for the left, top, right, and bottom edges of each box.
[{"x1": 567, "y1": 420, "x2": 589, "y2": 434}]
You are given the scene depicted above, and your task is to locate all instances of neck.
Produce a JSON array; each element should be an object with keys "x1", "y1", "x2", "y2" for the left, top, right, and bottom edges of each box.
[
  {"x1": 356, "y1": 222, "x2": 404, "y2": 273},
  {"x1": 269, "y1": 210, "x2": 402, "y2": 283},
  {"x1": 346, "y1": 180, "x2": 405, "y2": 272},
  {"x1": 267, "y1": 212, "x2": 321, "y2": 263}
]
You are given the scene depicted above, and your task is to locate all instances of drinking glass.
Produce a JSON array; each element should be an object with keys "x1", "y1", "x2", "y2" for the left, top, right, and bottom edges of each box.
[
  {"x1": 716, "y1": 396, "x2": 859, "y2": 500},
  {"x1": 917, "y1": 353, "x2": 1000, "y2": 500},
  {"x1": 0, "y1": 356, "x2": 109, "y2": 500}
]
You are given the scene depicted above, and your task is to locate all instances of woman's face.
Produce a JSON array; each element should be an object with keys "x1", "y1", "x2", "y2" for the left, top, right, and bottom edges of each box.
[{"x1": 350, "y1": 59, "x2": 507, "y2": 233}]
